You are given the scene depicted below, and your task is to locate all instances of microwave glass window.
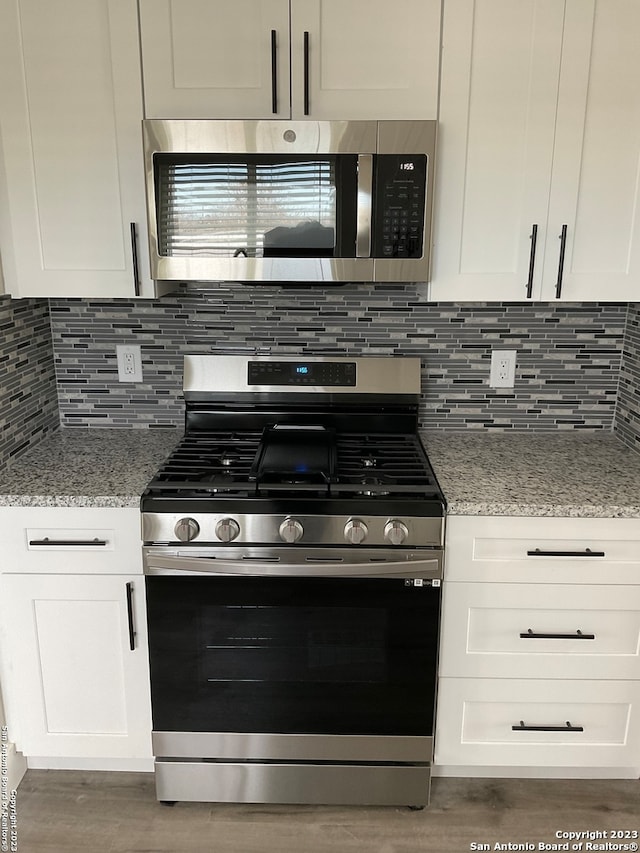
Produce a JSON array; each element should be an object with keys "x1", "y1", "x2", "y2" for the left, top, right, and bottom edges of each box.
[{"x1": 155, "y1": 155, "x2": 339, "y2": 259}]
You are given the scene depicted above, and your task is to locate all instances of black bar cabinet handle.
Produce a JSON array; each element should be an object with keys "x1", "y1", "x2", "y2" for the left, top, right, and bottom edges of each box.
[
  {"x1": 270, "y1": 30, "x2": 278, "y2": 114},
  {"x1": 303, "y1": 31, "x2": 310, "y2": 115},
  {"x1": 526, "y1": 548, "x2": 605, "y2": 558},
  {"x1": 525, "y1": 223, "x2": 538, "y2": 298},
  {"x1": 520, "y1": 628, "x2": 595, "y2": 640},
  {"x1": 555, "y1": 223, "x2": 568, "y2": 298},
  {"x1": 130, "y1": 222, "x2": 141, "y2": 297},
  {"x1": 29, "y1": 537, "x2": 108, "y2": 546},
  {"x1": 513, "y1": 720, "x2": 584, "y2": 733},
  {"x1": 126, "y1": 582, "x2": 136, "y2": 651}
]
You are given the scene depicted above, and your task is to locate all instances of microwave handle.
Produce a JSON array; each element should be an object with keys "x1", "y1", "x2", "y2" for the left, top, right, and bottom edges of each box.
[{"x1": 356, "y1": 154, "x2": 373, "y2": 258}]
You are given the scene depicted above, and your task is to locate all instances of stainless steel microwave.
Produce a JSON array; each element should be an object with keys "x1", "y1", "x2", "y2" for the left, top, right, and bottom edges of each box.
[{"x1": 142, "y1": 120, "x2": 436, "y2": 285}]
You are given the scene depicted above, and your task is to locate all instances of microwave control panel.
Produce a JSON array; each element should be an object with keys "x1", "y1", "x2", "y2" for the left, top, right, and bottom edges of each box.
[{"x1": 372, "y1": 155, "x2": 427, "y2": 259}]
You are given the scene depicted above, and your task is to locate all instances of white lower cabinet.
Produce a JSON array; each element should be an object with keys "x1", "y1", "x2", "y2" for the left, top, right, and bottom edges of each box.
[
  {"x1": 439, "y1": 582, "x2": 640, "y2": 680},
  {"x1": 435, "y1": 516, "x2": 640, "y2": 776},
  {"x1": 436, "y1": 678, "x2": 640, "y2": 768},
  {"x1": 0, "y1": 573, "x2": 152, "y2": 764},
  {"x1": 0, "y1": 505, "x2": 143, "y2": 575}
]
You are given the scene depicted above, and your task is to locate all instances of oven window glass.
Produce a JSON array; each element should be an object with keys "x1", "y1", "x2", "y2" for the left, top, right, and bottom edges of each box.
[
  {"x1": 154, "y1": 154, "x2": 357, "y2": 259},
  {"x1": 146, "y1": 577, "x2": 440, "y2": 737}
]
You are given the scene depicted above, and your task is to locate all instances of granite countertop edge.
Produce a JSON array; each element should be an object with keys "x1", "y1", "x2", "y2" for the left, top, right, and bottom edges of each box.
[
  {"x1": 443, "y1": 501, "x2": 640, "y2": 518},
  {"x1": 0, "y1": 494, "x2": 142, "y2": 509}
]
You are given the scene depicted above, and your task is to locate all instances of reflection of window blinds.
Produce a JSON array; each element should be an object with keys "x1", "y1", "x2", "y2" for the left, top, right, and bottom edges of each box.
[{"x1": 157, "y1": 160, "x2": 335, "y2": 257}]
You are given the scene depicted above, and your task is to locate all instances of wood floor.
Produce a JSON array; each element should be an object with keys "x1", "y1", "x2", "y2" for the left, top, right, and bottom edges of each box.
[{"x1": 15, "y1": 770, "x2": 639, "y2": 853}]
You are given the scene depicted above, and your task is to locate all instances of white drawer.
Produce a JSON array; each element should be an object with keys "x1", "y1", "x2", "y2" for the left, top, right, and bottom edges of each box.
[
  {"x1": 445, "y1": 516, "x2": 640, "y2": 584},
  {"x1": 439, "y1": 582, "x2": 640, "y2": 679},
  {"x1": 0, "y1": 507, "x2": 142, "y2": 574},
  {"x1": 435, "y1": 677, "x2": 640, "y2": 768}
]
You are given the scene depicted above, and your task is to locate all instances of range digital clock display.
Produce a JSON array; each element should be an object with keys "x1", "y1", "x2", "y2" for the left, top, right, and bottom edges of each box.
[{"x1": 248, "y1": 361, "x2": 357, "y2": 386}]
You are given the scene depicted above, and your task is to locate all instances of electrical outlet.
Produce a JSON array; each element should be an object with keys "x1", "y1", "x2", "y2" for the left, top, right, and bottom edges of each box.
[
  {"x1": 116, "y1": 345, "x2": 143, "y2": 383},
  {"x1": 489, "y1": 349, "x2": 516, "y2": 388}
]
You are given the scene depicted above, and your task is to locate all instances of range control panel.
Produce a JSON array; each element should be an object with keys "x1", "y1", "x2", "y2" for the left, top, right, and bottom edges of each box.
[
  {"x1": 248, "y1": 361, "x2": 357, "y2": 386},
  {"x1": 372, "y1": 154, "x2": 427, "y2": 259}
]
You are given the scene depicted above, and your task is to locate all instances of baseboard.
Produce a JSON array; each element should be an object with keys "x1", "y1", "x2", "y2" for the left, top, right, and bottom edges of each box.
[
  {"x1": 5, "y1": 742, "x2": 27, "y2": 790},
  {"x1": 432, "y1": 765, "x2": 640, "y2": 779},
  {"x1": 26, "y1": 757, "x2": 154, "y2": 772}
]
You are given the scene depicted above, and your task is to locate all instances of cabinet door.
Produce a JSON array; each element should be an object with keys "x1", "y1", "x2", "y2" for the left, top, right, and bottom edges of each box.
[
  {"x1": 0, "y1": 574, "x2": 152, "y2": 759},
  {"x1": 290, "y1": 0, "x2": 440, "y2": 120},
  {"x1": 139, "y1": 0, "x2": 290, "y2": 119},
  {"x1": 542, "y1": 0, "x2": 640, "y2": 301},
  {"x1": 430, "y1": 0, "x2": 566, "y2": 300},
  {"x1": 0, "y1": 0, "x2": 151, "y2": 298}
]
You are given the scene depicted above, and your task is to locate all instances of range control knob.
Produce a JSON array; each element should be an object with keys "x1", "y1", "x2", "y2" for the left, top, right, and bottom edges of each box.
[
  {"x1": 384, "y1": 519, "x2": 409, "y2": 546},
  {"x1": 344, "y1": 518, "x2": 368, "y2": 545},
  {"x1": 279, "y1": 518, "x2": 304, "y2": 543},
  {"x1": 215, "y1": 517, "x2": 240, "y2": 543},
  {"x1": 174, "y1": 517, "x2": 200, "y2": 542}
]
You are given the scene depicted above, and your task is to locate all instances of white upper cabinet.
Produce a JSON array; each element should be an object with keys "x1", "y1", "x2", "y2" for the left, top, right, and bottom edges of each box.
[
  {"x1": 431, "y1": 0, "x2": 640, "y2": 302},
  {"x1": 139, "y1": 0, "x2": 290, "y2": 120},
  {"x1": 542, "y1": 0, "x2": 640, "y2": 300},
  {"x1": 139, "y1": 0, "x2": 441, "y2": 120},
  {"x1": 0, "y1": 0, "x2": 151, "y2": 298}
]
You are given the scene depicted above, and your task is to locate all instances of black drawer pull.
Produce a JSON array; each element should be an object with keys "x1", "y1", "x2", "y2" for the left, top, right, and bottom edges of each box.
[
  {"x1": 520, "y1": 628, "x2": 595, "y2": 640},
  {"x1": 513, "y1": 720, "x2": 583, "y2": 733},
  {"x1": 29, "y1": 537, "x2": 108, "y2": 546},
  {"x1": 126, "y1": 582, "x2": 136, "y2": 651},
  {"x1": 526, "y1": 548, "x2": 605, "y2": 558}
]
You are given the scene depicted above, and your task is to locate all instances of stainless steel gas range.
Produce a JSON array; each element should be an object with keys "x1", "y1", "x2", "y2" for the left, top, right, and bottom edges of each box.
[{"x1": 141, "y1": 354, "x2": 445, "y2": 807}]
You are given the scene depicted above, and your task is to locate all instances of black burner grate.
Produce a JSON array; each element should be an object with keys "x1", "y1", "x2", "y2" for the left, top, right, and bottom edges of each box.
[
  {"x1": 145, "y1": 429, "x2": 440, "y2": 500},
  {"x1": 335, "y1": 433, "x2": 434, "y2": 492}
]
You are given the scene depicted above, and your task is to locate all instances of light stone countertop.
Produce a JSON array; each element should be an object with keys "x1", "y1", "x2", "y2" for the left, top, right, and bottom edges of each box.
[
  {"x1": 421, "y1": 431, "x2": 640, "y2": 518},
  {"x1": 0, "y1": 428, "x2": 639, "y2": 517},
  {"x1": 0, "y1": 429, "x2": 182, "y2": 507}
]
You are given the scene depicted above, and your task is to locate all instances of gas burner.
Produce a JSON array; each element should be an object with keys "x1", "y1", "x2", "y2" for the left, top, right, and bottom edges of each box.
[
  {"x1": 197, "y1": 471, "x2": 233, "y2": 484},
  {"x1": 358, "y1": 476, "x2": 391, "y2": 497}
]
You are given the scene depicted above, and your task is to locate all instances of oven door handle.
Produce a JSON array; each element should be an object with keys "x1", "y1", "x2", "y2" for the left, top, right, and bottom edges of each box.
[{"x1": 143, "y1": 553, "x2": 442, "y2": 580}]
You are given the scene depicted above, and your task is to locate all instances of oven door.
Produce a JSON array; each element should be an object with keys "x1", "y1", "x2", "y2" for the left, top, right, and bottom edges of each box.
[{"x1": 144, "y1": 547, "x2": 441, "y2": 760}]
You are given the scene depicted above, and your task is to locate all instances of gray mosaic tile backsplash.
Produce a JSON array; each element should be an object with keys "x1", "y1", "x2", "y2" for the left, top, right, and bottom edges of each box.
[
  {"x1": 615, "y1": 303, "x2": 640, "y2": 451},
  {"x1": 0, "y1": 295, "x2": 58, "y2": 470},
  {"x1": 48, "y1": 285, "x2": 629, "y2": 432}
]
